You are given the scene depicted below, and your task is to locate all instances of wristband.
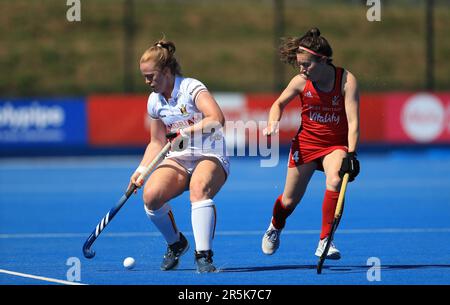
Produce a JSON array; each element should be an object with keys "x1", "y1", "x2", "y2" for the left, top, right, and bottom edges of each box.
[{"x1": 135, "y1": 165, "x2": 147, "y2": 175}]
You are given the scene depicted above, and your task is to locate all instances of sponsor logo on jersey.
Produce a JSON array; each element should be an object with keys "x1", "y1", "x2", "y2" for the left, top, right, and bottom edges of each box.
[
  {"x1": 179, "y1": 104, "x2": 189, "y2": 116},
  {"x1": 309, "y1": 111, "x2": 340, "y2": 125}
]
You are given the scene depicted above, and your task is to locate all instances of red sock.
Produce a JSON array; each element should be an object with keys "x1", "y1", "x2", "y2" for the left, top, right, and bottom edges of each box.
[
  {"x1": 320, "y1": 190, "x2": 340, "y2": 240},
  {"x1": 271, "y1": 195, "x2": 294, "y2": 229}
]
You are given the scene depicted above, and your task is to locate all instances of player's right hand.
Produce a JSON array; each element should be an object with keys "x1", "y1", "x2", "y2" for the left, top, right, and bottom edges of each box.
[
  {"x1": 263, "y1": 121, "x2": 280, "y2": 136},
  {"x1": 128, "y1": 167, "x2": 145, "y2": 194}
]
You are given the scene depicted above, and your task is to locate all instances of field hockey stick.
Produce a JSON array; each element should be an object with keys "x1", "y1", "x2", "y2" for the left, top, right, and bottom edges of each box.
[
  {"x1": 317, "y1": 173, "x2": 349, "y2": 274},
  {"x1": 82, "y1": 142, "x2": 171, "y2": 259}
]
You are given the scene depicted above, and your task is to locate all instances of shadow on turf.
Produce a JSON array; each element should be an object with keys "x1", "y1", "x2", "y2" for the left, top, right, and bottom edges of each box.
[
  {"x1": 219, "y1": 264, "x2": 450, "y2": 274},
  {"x1": 219, "y1": 265, "x2": 316, "y2": 273}
]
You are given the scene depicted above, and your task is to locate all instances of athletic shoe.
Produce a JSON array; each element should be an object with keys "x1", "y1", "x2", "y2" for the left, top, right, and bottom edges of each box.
[
  {"x1": 160, "y1": 232, "x2": 189, "y2": 270},
  {"x1": 314, "y1": 237, "x2": 341, "y2": 260},
  {"x1": 194, "y1": 250, "x2": 216, "y2": 273},
  {"x1": 261, "y1": 223, "x2": 281, "y2": 255}
]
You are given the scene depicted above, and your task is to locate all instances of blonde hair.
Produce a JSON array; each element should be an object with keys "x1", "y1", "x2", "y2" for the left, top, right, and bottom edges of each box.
[{"x1": 140, "y1": 39, "x2": 182, "y2": 75}]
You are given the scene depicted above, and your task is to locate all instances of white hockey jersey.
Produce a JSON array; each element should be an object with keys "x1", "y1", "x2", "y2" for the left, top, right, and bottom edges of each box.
[{"x1": 147, "y1": 76, "x2": 227, "y2": 158}]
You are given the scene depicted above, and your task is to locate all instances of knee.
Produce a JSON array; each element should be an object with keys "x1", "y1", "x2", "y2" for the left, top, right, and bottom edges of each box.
[
  {"x1": 189, "y1": 180, "x2": 210, "y2": 202},
  {"x1": 142, "y1": 189, "x2": 165, "y2": 211},
  {"x1": 326, "y1": 175, "x2": 342, "y2": 191}
]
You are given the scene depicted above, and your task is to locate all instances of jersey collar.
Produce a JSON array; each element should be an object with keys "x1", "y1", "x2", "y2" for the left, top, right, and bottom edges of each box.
[
  {"x1": 170, "y1": 75, "x2": 182, "y2": 101},
  {"x1": 159, "y1": 75, "x2": 182, "y2": 105}
]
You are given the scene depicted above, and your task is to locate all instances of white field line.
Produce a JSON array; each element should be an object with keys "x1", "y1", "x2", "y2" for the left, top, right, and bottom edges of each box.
[
  {"x1": 1, "y1": 178, "x2": 449, "y2": 194},
  {"x1": 0, "y1": 269, "x2": 86, "y2": 285},
  {"x1": 0, "y1": 156, "x2": 140, "y2": 168},
  {"x1": 0, "y1": 228, "x2": 450, "y2": 239}
]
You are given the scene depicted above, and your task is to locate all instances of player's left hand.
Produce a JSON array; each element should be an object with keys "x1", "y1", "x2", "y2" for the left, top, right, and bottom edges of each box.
[
  {"x1": 166, "y1": 129, "x2": 190, "y2": 152},
  {"x1": 263, "y1": 121, "x2": 280, "y2": 136},
  {"x1": 339, "y1": 151, "x2": 360, "y2": 182}
]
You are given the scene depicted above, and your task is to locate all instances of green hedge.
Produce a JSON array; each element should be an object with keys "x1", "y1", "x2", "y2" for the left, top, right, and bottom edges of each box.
[{"x1": 1, "y1": 0, "x2": 449, "y2": 96}]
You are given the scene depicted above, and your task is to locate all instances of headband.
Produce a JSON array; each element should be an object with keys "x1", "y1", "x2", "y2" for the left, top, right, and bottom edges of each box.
[{"x1": 298, "y1": 46, "x2": 328, "y2": 58}]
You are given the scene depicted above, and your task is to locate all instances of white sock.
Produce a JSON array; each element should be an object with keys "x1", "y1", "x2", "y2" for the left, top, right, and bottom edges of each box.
[
  {"x1": 144, "y1": 203, "x2": 180, "y2": 245},
  {"x1": 191, "y1": 199, "x2": 216, "y2": 251}
]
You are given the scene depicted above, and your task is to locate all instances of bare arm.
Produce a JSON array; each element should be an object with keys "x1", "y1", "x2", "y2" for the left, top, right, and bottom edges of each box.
[
  {"x1": 141, "y1": 118, "x2": 168, "y2": 166},
  {"x1": 185, "y1": 90, "x2": 225, "y2": 134},
  {"x1": 343, "y1": 70, "x2": 360, "y2": 153},
  {"x1": 264, "y1": 75, "x2": 306, "y2": 135}
]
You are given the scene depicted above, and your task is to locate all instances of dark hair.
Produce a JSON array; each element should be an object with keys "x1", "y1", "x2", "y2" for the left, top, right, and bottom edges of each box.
[
  {"x1": 140, "y1": 39, "x2": 182, "y2": 75},
  {"x1": 279, "y1": 27, "x2": 333, "y2": 67}
]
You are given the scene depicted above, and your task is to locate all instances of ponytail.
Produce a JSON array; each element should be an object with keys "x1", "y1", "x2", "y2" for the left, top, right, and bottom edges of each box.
[
  {"x1": 279, "y1": 27, "x2": 333, "y2": 67},
  {"x1": 140, "y1": 38, "x2": 182, "y2": 75}
]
